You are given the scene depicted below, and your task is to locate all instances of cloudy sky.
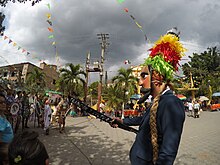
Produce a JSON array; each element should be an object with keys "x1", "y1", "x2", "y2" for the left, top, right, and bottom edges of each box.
[{"x1": 0, "y1": 0, "x2": 220, "y2": 83}]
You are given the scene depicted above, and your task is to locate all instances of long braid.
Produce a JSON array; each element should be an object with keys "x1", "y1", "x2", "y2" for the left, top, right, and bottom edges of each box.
[{"x1": 150, "y1": 94, "x2": 161, "y2": 164}]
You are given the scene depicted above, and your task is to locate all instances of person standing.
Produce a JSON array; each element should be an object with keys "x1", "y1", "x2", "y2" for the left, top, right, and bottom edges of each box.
[
  {"x1": 57, "y1": 98, "x2": 69, "y2": 133},
  {"x1": 0, "y1": 90, "x2": 14, "y2": 165},
  {"x1": 193, "y1": 100, "x2": 200, "y2": 118},
  {"x1": 44, "y1": 100, "x2": 52, "y2": 135},
  {"x1": 110, "y1": 27, "x2": 186, "y2": 165},
  {"x1": 188, "y1": 101, "x2": 194, "y2": 117},
  {"x1": 21, "y1": 91, "x2": 30, "y2": 129}
]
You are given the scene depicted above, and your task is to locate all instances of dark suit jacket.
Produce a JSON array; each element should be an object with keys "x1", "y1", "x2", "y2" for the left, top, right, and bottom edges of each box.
[{"x1": 123, "y1": 90, "x2": 185, "y2": 165}]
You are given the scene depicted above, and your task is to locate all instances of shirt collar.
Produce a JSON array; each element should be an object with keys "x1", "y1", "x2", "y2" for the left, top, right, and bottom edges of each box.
[{"x1": 161, "y1": 86, "x2": 170, "y2": 95}]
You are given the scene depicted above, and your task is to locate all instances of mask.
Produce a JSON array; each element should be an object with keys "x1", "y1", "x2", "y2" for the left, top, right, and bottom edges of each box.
[{"x1": 138, "y1": 66, "x2": 152, "y2": 104}]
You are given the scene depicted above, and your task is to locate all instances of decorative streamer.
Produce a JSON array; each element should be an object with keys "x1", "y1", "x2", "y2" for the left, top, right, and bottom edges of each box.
[
  {"x1": 0, "y1": 34, "x2": 45, "y2": 63},
  {"x1": 45, "y1": 2, "x2": 60, "y2": 68},
  {"x1": 123, "y1": 8, "x2": 148, "y2": 41},
  {"x1": 117, "y1": 0, "x2": 125, "y2": 3}
]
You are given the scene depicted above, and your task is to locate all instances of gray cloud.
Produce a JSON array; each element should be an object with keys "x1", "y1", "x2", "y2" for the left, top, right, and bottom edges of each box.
[{"x1": 0, "y1": 0, "x2": 220, "y2": 82}]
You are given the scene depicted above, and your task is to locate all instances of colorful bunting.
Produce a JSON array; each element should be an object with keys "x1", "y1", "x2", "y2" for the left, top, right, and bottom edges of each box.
[
  {"x1": 46, "y1": 20, "x2": 52, "y2": 26},
  {"x1": 45, "y1": 2, "x2": 60, "y2": 68},
  {"x1": 0, "y1": 34, "x2": 45, "y2": 64},
  {"x1": 124, "y1": 8, "x2": 129, "y2": 12},
  {"x1": 135, "y1": 21, "x2": 142, "y2": 29},
  {"x1": 48, "y1": 27, "x2": 54, "y2": 32},
  {"x1": 48, "y1": 35, "x2": 54, "y2": 39},
  {"x1": 124, "y1": 59, "x2": 131, "y2": 64},
  {"x1": 123, "y1": 7, "x2": 148, "y2": 42},
  {"x1": 46, "y1": 13, "x2": 51, "y2": 19},
  {"x1": 46, "y1": 3, "x2": 51, "y2": 10},
  {"x1": 117, "y1": 0, "x2": 125, "y2": 3},
  {"x1": 8, "y1": 39, "x2": 13, "y2": 44}
]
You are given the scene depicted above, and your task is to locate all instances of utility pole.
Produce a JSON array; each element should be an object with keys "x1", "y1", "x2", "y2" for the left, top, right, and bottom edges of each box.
[
  {"x1": 85, "y1": 51, "x2": 90, "y2": 104},
  {"x1": 97, "y1": 33, "x2": 110, "y2": 112}
]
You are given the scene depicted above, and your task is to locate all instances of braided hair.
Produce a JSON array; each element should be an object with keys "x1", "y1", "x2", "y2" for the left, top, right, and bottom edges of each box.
[{"x1": 150, "y1": 71, "x2": 174, "y2": 164}]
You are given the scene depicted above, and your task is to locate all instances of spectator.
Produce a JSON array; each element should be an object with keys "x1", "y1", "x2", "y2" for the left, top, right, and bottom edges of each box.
[
  {"x1": 193, "y1": 100, "x2": 200, "y2": 118},
  {"x1": 44, "y1": 100, "x2": 52, "y2": 135},
  {"x1": 188, "y1": 101, "x2": 194, "y2": 117},
  {"x1": 0, "y1": 90, "x2": 14, "y2": 165},
  {"x1": 21, "y1": 91, "x2": 30, "y2": 129},
  {"x1": 8, "y1": 131, "x2": 49, "y2": 165}
]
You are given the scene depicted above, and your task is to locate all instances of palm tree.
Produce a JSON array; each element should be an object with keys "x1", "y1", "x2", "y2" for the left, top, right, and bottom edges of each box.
[
  {"x1": 26, "y1": 68, "x2": 46, "y2": 95},
  {"x1": 58, "y1": 63, "x2": 86, "y2": 100},
  {"x1": 112, "y1": 67, "x2": 138, "y2": 101},
  {"x1": 104, "y1": 84, "x2": 123, "y2": 110},
  {"x1": 112, "y1": 67, "x2": 138, "y2": 118}
]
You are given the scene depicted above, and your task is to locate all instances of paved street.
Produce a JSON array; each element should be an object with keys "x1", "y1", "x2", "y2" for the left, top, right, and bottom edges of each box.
[{"x1": 32, "y1": 111, "x2": 220, "y2": 165}]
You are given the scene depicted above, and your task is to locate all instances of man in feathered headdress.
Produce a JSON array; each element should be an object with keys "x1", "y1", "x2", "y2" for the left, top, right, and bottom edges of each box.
[{"x1": 111, "y1": 27, "x2": 186, "y2": 165}]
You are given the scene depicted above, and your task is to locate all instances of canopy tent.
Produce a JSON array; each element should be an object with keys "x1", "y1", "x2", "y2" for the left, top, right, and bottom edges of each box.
[
  {"x1": 212, "y1": 92, "x2": 220, "y2": 97},
  {"x1": 176, "y1": 94, "x2": 187, "y2": 100},
  {"x1": 199, "y1": 96, "x2": 209, "y2": 101},
  {"x1": 130, "y1": 94, "x2": 141, "y2": 100},
  {"x1": 45, "y1": 90, "x2": 63, "y2": 96}
]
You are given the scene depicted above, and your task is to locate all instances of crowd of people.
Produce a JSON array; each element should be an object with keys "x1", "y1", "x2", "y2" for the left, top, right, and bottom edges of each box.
[
  {"x1": 0, "y1": 84, "x2": 82, "y2": 165},
  {"x1": 0, "y1": 27, "x2": 198, "y2": 165}
]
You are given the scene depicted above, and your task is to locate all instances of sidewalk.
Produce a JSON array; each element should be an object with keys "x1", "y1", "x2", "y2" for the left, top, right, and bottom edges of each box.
[{"x1": 30, "y1": 111, "x2": 220, "y2": 165}]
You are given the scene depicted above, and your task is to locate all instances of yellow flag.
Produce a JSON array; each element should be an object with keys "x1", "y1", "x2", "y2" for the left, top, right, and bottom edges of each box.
[{"x1": 135, "y1": 21, "x2": 142, "y2": 29}]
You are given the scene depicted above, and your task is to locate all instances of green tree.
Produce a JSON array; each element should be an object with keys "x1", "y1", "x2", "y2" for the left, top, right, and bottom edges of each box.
[
  {"x1": 112, "y1": 67, "x2": 138, "y2": 105},
  {"x1": 104, "y1": 84, "x2": 123, "y2": 111},
  {"x1": 58, "y1": 63, "x2": 86, "y2": 99},
  {"x1": 182, "y1": 47, "x2": 220, "y2": 96},
  {"x1": 0, "y1": 0, "x2": 42, "y2": 7},
  {"x1": 0, "y1": 13, "x2": 5, "y2": 35},
  {"x1": 25, "y1": 68, "x2": 46, "y2": 95}
]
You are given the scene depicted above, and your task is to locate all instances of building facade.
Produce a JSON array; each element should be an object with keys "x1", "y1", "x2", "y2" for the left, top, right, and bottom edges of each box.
[{"x1": 0, "y1": 62, "x2": 59, "y2": 91}]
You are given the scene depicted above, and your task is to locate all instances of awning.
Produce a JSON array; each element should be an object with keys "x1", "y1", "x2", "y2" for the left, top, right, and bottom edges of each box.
[
  {"x1": 176, "y1": 94, "x2": 187, "y2": 100},
  {"x1": 45, "y1": 90, "x2": 63, "y2": 96},
  {"x1": 212, "y1": 92, "x2": 220, "y2": 97},
  {"x1": 199, "y1": 96, "x2": 209, "y2": 101},
  {"x1": 130, "y1": 94, "x2": 141, "y2": 100}
]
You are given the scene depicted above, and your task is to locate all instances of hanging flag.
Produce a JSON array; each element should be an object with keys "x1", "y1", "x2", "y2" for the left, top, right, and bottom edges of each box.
[
  {"x1": 46, "y1": 13, "x2": 51, "y2": 19},
  {"x1": 48, "y1": 27, "x2": 54, "y2": 32},
  {"x1": 124, "y1": 60, "x2": 131, "y2": 64},
  {"x1": 22, "y1": 49, "x2": 26, "y2": 53},
  {"x1": 13, "y1": 42, "x2": 17, "y2": 47},
  {"x1": 46, "y1": 20, "x2": 52, "y2": 26},
  {"x1": 48, "y1": 35, "x2": 54, "y2": 39},
  {"x1": 135, "y1": 21, "x2": 142, "y2": 29},
  {"x1": 130, "y1": 15, "x2": 135, "y2": 20},
  {"x1": 124, "y1": 8, "x2": 129, "y2": 12},
  {"x1": 8, "y1": 39, "x2": 13, "y2": 44},
  {"x1": 144, "y1": 34, "x2": 148, "y2": 41},
  {"x1": 123, "y1": 8, "x2": 148, "y2": 42},
  {"x1": 27, "y1": 52, "x2": 30, "y2": 55},
  {"x1": 4, "y1": 36, "x2": 8, "y2": 40},
  {"x1": 52, "y1": 41, "x2": 56, "y2": 45},
  {"x1": 117, "y1": 0, "x2": 125, "y2": 3},
  {"x1": 46, "y1": 3, "x2": 51, "y2": 10},
  {"x1": 18, "y1": 46, "x2": 21, "y2": 50}
]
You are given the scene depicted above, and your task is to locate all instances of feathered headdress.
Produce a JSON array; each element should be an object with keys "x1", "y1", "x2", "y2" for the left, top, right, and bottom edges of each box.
[{"x1": 143, "y1": 27, "x2": 186, "y2": 80}]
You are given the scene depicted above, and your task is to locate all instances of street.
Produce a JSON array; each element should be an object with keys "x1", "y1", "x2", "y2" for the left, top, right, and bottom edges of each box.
[{"x1": 33, "y1": 111, "x2": 220, "y2": 165}]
